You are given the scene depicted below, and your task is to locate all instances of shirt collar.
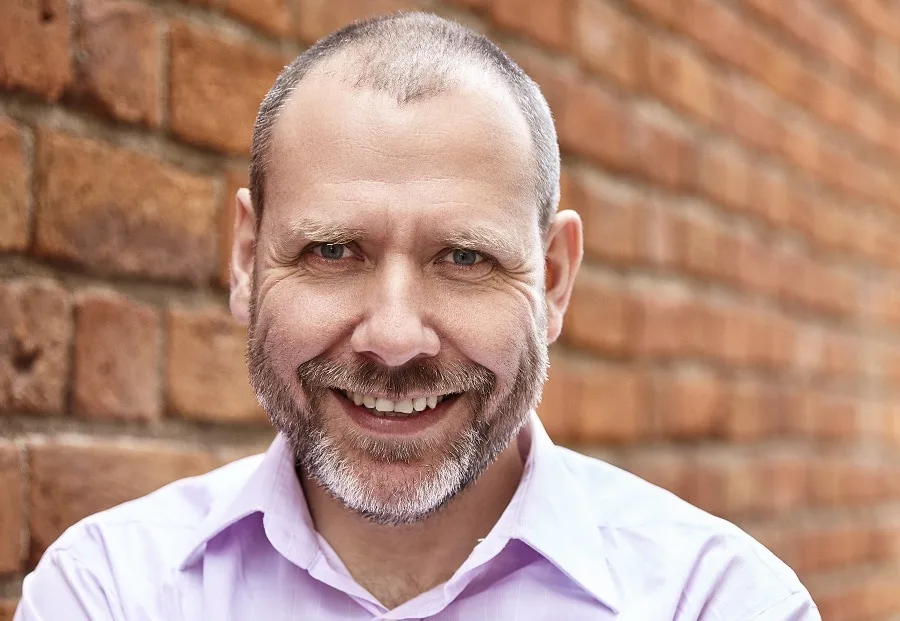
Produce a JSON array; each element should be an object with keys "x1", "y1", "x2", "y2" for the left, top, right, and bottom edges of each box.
[
  {"x1": 496, "y1": 412, "x2": 621, "y2": 613},
  {"x1": 177, "y1": 415, "x2": 621, "y2": 612},
  {"x1": 178, "y1": 433, "x2": 318, "y2": 570}
]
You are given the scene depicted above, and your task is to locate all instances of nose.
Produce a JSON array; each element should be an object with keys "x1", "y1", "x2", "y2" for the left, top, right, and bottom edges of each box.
[{"x1": 349, "y1": 259, "x2": 440, "y2": 367}]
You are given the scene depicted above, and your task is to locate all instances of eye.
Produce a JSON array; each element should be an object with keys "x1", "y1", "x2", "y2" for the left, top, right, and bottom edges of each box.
[
  {"x1": 442, "y1": 248, "x2": 484, "y2": 266},
  {"x1": 311, "y1": 243, "x2": 351, "y2": 260}
]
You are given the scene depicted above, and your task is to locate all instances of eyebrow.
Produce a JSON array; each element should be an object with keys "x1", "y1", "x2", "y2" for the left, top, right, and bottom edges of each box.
[
  {"x1": 285, "y1": 218, "x2": 367, "y2": 243},
  {"x1": 440, "y1": 228, "x2": 521, "y2": 261}
]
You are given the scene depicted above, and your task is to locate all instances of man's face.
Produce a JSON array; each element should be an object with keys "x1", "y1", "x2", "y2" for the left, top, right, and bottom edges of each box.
[{"x1": 242, "y1": 72, "x2": 552, "y2": 524}]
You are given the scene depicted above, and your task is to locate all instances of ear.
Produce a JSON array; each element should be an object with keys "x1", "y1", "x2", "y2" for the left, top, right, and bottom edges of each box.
[
  {"x1": 543, "y1": 210, "x2": 583, "y2": 344},
  {"x1": 229, "y1": 188, "x2": 256, "y2": 325}
]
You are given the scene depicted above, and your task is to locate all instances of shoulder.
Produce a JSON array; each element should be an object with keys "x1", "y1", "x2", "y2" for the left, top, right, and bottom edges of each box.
[
  {"x1": 44, "y1": 452, "x2": 264, "y2": 577},
  {"x1": 553, "y1": 447, "x2": 818, "y2": 620}
]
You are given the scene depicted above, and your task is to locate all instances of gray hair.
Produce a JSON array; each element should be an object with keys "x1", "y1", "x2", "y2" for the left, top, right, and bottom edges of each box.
[{"x1": 249, "y1": 11, "x2": 560, "y2": 235}]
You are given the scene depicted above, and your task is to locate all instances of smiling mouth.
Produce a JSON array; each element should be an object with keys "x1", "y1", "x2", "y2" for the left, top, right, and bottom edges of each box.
[{"x1": 334, "y1": 388, "x2": 460, "y2": 418}]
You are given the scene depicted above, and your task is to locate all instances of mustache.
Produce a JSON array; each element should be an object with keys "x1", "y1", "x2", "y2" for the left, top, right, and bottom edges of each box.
[{"x1": 296, "y1": 354, "x2": 495, "y2": 400}]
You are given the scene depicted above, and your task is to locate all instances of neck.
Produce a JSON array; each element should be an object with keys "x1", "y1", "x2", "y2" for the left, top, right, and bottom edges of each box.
[{"x1": 300, "y1": 439, "x2": 525, "y2": 609}]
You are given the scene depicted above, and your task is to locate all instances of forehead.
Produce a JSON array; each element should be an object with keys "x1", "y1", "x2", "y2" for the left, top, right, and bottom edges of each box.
[{"x1": 263, "y1": 69, "x2": 536, "y2": 230}]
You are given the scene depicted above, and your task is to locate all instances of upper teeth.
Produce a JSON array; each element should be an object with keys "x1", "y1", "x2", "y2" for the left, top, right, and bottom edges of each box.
[{"x1": 345, "y1": 391, "x2": 445, "y2": 414}]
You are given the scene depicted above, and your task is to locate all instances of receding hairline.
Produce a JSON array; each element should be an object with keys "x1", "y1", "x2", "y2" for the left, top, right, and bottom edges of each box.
[{"x1": 249, "y1": 11, "x2": 560, "y2": 235}]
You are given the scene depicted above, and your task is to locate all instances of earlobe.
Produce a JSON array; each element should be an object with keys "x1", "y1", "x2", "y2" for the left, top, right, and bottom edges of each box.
[
  {"x1": 229, "y1": 188, "x2": 256, "y2": 325},
  {"x1": 543, "y1": 210, "x2": 583, "y2": 344}
]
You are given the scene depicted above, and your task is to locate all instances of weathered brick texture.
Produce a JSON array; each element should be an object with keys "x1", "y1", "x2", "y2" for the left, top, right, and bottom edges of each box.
[
  {"x1": 34, "y1": 129, "x2": 218, "y2": 283},
  {"x1": 168, "y1": 22, "x2": 289, "y2": 154},
  {"x1": 72, "y1": 0, "x2": 162, "y2": 126},
  {"x1": 0, "y1": 0, "x2": 71, "y2": 100},
  {"x1": 72, "y1": 289, "x2": 161, "y2": 421},
  {"x1": 0, "y1": 117, "x2": 29, "y2": 251},
  {"x1": 0, "y1": 280, "x2": 72, "y2": 415},
  {"x1": 0, "y1": 441, "x2": 23, "y2": 575},
  {"x1": 166, "y1": 308, "x2": 266, "y2": 424},
  {"x1": 1, "y1": 0, "x2": 899, "y2": 617},
  {"x1": 28, "y1": 437, "x2": 222, "y2": 561}
]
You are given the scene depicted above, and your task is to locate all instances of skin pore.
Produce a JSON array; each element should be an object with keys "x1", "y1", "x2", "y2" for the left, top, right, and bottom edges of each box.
[{"x1": 229, "y1": 66, "x2": 583, "y2": 608}]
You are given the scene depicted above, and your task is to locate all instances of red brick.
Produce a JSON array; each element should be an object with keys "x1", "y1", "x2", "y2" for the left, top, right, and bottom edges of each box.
[
  {"x1": 490, "y1": 0, "x2": 571, "y2": 51},
  {"x1": 577, "y1": 362, "x2": 645, "y2": 443},
  {"x1": 219, "y1": 167, "x2": 248, "y2": 288},
  {"x1": 682, "y1": 456, "x2": 729, "y2": 516},
  {"x1": 622, "y1": 452, "x2": 691, "y2": 499},
  {"x1": 680, "y1": 0, "x2": 763, "y2": 74},
  {"x1": 640, "y1": 37, "x2": 717, "y2": 125},
  {"x1": 735, "y1": 235, "x2": 779, "y2": 298},
  {"x1": 0, "y1": 440, "x2": 23, "y2": 575},
  {"x1": 225, "y1": 0, "x2": 294, "y2": 37},
  {"x1": 809, "y1": 199, "x2": 848, "y2": 253},
  {"x1": 28, "y1": 437, "x2": 220, "y2": 562},
  {"x1": 696, "y1": 140, "x2": 750, "y2": 212},
  {"x1": 634, "y1": 286, "x2": 701, "y2": 359},
  {"x1": 622, "y1": 0, "x2": 681, "y2": 27},
  {"x1": 672, "y1": 45, "x2": 718, "y2": 124},
  {"x1": 575, "y1": 171, "x2": 641, "y2": 264},
  {"x1": 640, "y1": 196, "x2": 685, "y2": 267},
  {"x1": 169, "y1": 22, "x2": 288, "y2": 155},
  {"x1": 296, "y1": 0, "x2": 420, "y2": 43},
  {"x1": 537, "y1": 353, "x2": 582, "y2": 441},
  {"x1": 443, "y1": 0, "x2": 492, "y2": 8},
  {"x1": 719, "y1": 78, "x2": 782, "y2": 157},
  {"x1": 558, "y1": 79, "x2": 629, "y2": 169},
  {"x1": 166, "y1": 307, "x2": 266, "y2": 424},
  {"x1": 819, "y1": 331, "x2": 860, "y2": 381},
  {"x1": 779, "y1": 117, "x2": 820, "y2": 179},
  {"x1": 808, "y1": 74, "x2": 851, "y2": 130},
  {"x1": 800, "y1": 391, "x2": 860, "y2": 444},
  {"x1": 681, "y1": 213, "x2": 732, "y2": 281},
  {"x1": 34, "y1": 129, "x2": 218, "y2": 283},
  {"x1": 0, "y1": 117, "x2": 29, "y2": 251},
  {"x1": 72, "y1": 289, "x2": 161, "y2": 421},
  {"x1": 655, "y1": 368, "x2": 724, "y2": 439},
  {"x1": 758, "y1": 456, "x2": 809, "y2": 514},
  {"x1": 721, "y1": 379, "x2": 775, "y2": 442},
  {"x1": 574, "y1": 0, "x2": 641, "y2": 88},
  {"x1": 0, "y1": 280, "x2": 72, "y2": 415},
  {"x1": 564, "y1": 270, "x2": 635, "y2": 357},
  {"x1": 749, "y1": 164, "x2": 793, "y2": 229},
  {"x1": 628, "y1": 105, "x2": 695, "y2": 189},
  {"x1": 792, "y1": 523, "x2": 871, "y2": 574},
  {"x1": 870, "y1": 525, "x2": 900, "y2": 563},
  {"x1": 73, "y1": 0, "x2": 161, "y2": 126},
  {"x1": 0, "y1": 0, "x2": 71, "y2": 100}
]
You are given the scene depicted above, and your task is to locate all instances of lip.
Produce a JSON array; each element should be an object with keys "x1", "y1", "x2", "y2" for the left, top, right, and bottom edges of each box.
[{"x1": 331, "y1": 388, "x2": 460, "y2": 436}]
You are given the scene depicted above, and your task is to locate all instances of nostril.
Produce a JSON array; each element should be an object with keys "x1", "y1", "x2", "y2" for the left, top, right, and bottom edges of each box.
[
  {"x1": 40, "y1": 0, "x2": 55, "y2": 22},
  {"x1": 13, "y1": 346, "x2": 39, "y2": 372}
]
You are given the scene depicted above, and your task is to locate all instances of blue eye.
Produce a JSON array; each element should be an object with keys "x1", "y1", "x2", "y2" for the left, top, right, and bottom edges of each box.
[
  {"x1": 316, "y1": 243, "x2": 346, "y2": 260},
  {"x1": 449, "y1": 249, "x2": 481, "y2": 266}
]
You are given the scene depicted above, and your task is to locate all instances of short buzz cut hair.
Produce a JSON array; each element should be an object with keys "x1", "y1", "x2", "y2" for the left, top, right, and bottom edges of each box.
[{"x1": 249, "y1": 11, "x2": 560, "y2": 235}]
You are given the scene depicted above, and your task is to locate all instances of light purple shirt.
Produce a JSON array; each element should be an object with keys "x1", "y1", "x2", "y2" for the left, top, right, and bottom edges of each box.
[{"x1": 16, "y1": 414, "x2": 819, "y2": 620}]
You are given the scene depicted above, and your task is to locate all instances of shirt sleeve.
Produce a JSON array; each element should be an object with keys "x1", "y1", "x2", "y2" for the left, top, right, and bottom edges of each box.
[
  {"x1": 751, "y1": 592, "x2": 821, "y2": 621},
  {"x1": 14, "y1": 549, "x2": 122, "y2": 621}
]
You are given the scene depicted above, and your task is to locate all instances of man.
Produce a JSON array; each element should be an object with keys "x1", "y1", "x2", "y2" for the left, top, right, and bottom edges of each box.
[{"x1": 16, "y1": 12, "x2": 819, "y2": 621}]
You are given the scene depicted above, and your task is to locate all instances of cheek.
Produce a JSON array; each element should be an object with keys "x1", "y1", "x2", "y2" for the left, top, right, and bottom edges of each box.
[
  {"x1": 257, "y1": 278, "x2": 363, "y2": 370},
  {"x1": 432, "y1": 284, "x2": 539, "y2": 381}
]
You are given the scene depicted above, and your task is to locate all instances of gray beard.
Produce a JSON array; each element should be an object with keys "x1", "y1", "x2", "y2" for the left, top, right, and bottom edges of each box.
[{"x1": 246, "y1": 297, "x2": 549, "y2": 525}]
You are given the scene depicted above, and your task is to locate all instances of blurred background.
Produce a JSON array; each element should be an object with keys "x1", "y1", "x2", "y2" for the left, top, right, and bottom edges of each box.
[{"x1": 1, "y1": 0, "x2": 900, "y2": 618}]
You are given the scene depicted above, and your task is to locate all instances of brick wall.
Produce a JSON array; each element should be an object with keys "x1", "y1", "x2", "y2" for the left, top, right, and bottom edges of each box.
[{"x1": 1, "y1": 0, "x2": 899, "y2": 618}]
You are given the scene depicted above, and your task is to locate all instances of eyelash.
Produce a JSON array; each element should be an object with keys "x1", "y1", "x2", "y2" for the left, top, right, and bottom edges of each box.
[{"x1": 302, "y1": 243, "x2": 494, "y2": 270}]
